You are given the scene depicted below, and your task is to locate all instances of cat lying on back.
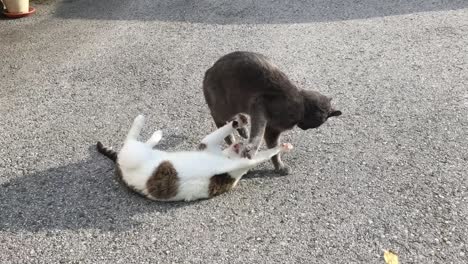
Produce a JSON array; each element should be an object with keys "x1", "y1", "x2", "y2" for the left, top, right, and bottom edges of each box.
[
  {"x1": 203, "y1": 51, "x2": 342, "y2": 175},
  {"x1": 97, "y1": 113, "x2": 293, "y2": 202}
]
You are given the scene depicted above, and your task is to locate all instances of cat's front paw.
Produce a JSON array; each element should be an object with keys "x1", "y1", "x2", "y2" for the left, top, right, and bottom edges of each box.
[
  {"x1": 231, "y1": 113, "x2": 249, "y2": 129},
  {"x1": 280, "y1": 143, "x2": 293, "y2": 153},
  {"x1": 241, "y1": 144, "x2": 256, "y2": 159}
]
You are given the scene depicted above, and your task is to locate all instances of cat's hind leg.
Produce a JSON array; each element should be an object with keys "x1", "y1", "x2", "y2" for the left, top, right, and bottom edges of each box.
[
  {"x1": 241, "y1": 101, "x2": 267, "y2": 159},
  {"x1": 265, "y1": 127, "x2": 290, "y2": 175},
  {"x1": 119, "y1": 115, "x2": 151, "y2": 169},
  {"x1": 146, "y1": 130, "x2": 162, "y2": 148},
  {"x1": 125, "y1": 115, "x2": 145, "y2": 142},
  {"x1": 199, "y1": 114, "x2": 248, "y2": 152}
]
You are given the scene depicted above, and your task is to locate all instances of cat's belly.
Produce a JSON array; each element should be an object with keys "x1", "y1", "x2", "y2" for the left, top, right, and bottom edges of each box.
[
  {"x1": 120, "y1": 163, "x2": 157, "y2": 194},
  {"x1": 120, "y1": 152, "x2": 241, "y2": 202},
  {"x1": 167, "y1": 152, "x2": 235, "y2": 179},
  {"x1": 171, "y1": 178, "x2": 211, "y2": 201}
]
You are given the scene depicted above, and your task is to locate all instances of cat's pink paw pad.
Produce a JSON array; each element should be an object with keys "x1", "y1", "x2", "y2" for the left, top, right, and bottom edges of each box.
[
  {"x1": 232, "y1": 142, "x2": 244, "y2": 154},
  {"x1": 281, "y1": 143, "x2": 293, "y2": 152},
  {"x1": 231, "y1": 113, "x2": 249, "y2": 128}
]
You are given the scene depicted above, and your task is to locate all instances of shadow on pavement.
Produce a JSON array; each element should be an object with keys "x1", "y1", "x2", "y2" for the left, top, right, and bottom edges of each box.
[
  {"x1": 0, "y1": 133, "x2": 280, "y2": 232},
  {"x1": 54, "y1": 0, "x2": 468, "y2": 24},
  {"x1": 0, "y1": 136, "x2": 196, "y2": 233},
  {"x1": 243, "y1": 169, "x2": 287, "y2": 180}
]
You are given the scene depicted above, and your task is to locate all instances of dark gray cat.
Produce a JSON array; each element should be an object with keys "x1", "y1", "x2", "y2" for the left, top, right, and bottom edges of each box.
[{"x1": 202, "y1": 51, "x2": 342, "y2": 175}]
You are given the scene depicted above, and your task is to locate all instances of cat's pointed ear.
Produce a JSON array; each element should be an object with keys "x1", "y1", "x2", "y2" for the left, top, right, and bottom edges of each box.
[{"x1": 329, "y1": 110, "x2": 342, "y2": 117}]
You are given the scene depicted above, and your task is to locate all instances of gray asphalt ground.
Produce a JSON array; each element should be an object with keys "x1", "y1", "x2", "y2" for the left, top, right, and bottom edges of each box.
[{"x1": 1, "y1": 0, "x2": 467, "y2": 263}]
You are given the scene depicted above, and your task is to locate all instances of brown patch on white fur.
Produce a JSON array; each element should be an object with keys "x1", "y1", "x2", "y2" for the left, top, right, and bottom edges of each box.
[
  {"x1": 238, "y1": 113, "x2": 248, "y2": 124},
  {"x1": 208, "y1": 173, "x2": 236, "y2": 197},
  {"x1": 146, "y1": 161, "x2": 179, "y2": 199},
  {"x1": 230, "y1": 113, "x2": 248, "y2": 129}
]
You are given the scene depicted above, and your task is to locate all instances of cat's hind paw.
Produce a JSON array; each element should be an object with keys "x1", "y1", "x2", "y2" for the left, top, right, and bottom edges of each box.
[
  {"x1": 134, "y1": 114, "x2": 145, "y2": 124},
  {"x1": 146, "y1": 130, "x2": 163, "y2": 147},
  {"x1": 230, "y1": 113, "x2": 249, "y2": 129}
]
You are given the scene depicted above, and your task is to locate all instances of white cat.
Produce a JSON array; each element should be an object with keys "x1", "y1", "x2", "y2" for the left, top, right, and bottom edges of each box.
[{"x1": 97, "y1": 114, "x2": 293, "y2": 201}]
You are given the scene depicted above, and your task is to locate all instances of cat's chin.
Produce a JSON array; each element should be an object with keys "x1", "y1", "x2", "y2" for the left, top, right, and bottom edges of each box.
[
  {"x1": 296, "y1": 123, "x2": 308, "y2": 130},
  {"x1": 297, "y1": 121, "x2": 324, "y2": 130}
]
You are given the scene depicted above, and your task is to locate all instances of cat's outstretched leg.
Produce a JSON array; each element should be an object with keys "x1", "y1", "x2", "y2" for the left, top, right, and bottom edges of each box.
[
  {"x1": 249, "y1": 143, "x2": 293, "y2": 167},
  {"x1": 125, "y1": 115, "x2": 145, "y2": 142},
  {"x1": 146, "y1": 130, "x2": 162, "y2": 147},
  {"x1": 199, "y1": 114, "x2": 248, "y2": 152},
  {"x1": 222, "y1": 143, "x2": 293, "y2": 173}
]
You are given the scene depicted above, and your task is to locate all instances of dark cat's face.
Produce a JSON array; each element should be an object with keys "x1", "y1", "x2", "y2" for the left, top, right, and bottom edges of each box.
[{"x1": 297, "y1": 90, "x2": 342, "y2": 130}]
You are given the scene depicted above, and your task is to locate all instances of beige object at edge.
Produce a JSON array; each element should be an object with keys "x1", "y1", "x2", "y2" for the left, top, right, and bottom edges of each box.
[{"x1": 3, "y1": 0, "x2": 29, "y2": 13}]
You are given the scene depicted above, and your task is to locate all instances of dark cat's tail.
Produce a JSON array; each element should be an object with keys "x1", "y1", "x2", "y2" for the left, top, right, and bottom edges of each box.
[{"x1": 96, "y1": 141, "x2": 117, "y2": 163}]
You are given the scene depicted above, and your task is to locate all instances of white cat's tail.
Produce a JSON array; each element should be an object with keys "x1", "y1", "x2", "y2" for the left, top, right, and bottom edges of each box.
[{"x1": 125, "y1": 115, "x2": 145, "y2": 143}]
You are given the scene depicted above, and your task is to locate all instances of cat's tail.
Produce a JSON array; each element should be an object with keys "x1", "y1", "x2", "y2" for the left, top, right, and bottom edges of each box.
[{"x1": 96, "y1": 141, "x2": 118, "y2": 163}]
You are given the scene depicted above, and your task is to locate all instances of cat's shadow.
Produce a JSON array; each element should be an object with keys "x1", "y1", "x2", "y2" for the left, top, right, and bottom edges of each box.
[
  {"x1": 243, "y1": 169, "x2": 287, "y2": 180},
  {"x1": 0, "y1": 135, "x2": 200, "y2": 233},
  {"x1": 0, "y1": 134, "x2": 284, "y2": 233}
]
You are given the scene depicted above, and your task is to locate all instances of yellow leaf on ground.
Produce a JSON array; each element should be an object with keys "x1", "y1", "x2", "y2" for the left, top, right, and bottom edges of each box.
[{"x1": 384, "y1": 250, "x2": 399, "y2": 264}]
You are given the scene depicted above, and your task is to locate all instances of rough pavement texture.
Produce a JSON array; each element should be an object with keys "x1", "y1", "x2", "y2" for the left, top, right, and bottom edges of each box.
[{"x1": 1, "y1": 0, "x2": 467, "y2": 263}]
